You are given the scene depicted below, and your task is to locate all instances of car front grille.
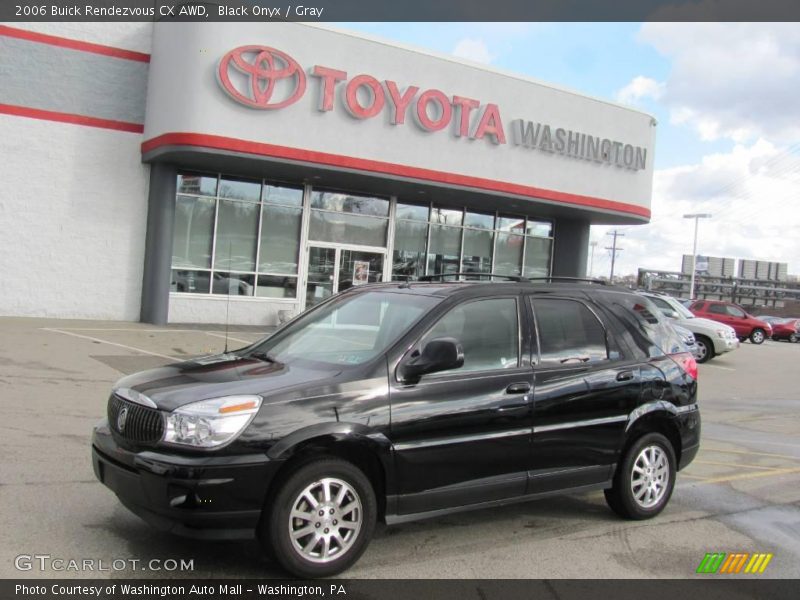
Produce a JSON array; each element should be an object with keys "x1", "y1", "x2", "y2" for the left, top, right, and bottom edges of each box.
[{"x1": 108, "y1": 394, "x2": 164, "y2": 444}]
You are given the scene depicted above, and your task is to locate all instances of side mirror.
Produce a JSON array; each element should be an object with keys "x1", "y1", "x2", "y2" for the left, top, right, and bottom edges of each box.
[
  {"x1": 664, "y1": 309, "x2": 679, "y2": 319},
  {"x1": 398, "y1": 337, "x2": 464, "y2": 382}
]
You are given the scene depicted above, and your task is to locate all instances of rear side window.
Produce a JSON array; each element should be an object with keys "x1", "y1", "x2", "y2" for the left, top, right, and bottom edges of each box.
[
  {"x1": 693, "y1": 301, "x2": 705, "y2": 310},
  {"x1": 531, "y1": 298, "x2": 608, "y2": 364},
  {"x1": 423, "y1": 297, "x2": 519, "y2": 373},
  {"x1": 603, "y1": 293, "x2": 684, "y2": 358}
]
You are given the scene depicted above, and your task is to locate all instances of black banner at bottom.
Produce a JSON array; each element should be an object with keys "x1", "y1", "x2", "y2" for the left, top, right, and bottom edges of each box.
[{"x1": 3, "y1": 579, "x2": 798, "y2": 600}]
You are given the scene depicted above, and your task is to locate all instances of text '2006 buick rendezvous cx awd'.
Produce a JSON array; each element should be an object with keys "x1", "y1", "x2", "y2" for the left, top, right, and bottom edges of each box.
[{"x1": 92, "y1": 277, "x2": 700, "y2": 577}]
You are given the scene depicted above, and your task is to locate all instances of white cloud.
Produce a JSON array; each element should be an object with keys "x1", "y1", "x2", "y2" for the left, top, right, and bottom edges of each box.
[
  {"x1": 638, "y1": 23, "x2": 800, "y2": 143},
  {"x1": 590, "y1": 140, "x2": 800, "y2": 277},
  {"x1": 452, "y1": 38, "x2": 494, "y2": 64},
  {"x1": 616, "y1": 76, "x2": 665, "y2": 105}
]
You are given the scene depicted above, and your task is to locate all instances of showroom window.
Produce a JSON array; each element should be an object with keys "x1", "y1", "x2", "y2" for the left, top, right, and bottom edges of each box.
[
  {"x1": 308, "y1": 190, "x2": 389, "y2": 247},
  {"x1": 390, "y1": 202, "x2": 553, "y2": 280},
  {"x1": 171, "y1": 173, "x2": 304, "y2": 298}
]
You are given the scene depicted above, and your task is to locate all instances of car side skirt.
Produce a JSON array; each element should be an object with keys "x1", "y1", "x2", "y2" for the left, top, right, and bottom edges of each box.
[{"x1": 384, "y1": 479, "x2": 613, "y2": 526}]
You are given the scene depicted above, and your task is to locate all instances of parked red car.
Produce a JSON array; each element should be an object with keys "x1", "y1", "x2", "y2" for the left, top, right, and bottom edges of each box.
[
  {"x1": 757, "y1": 316, "x2": 800, "y2": 343},
  {"x1": 689, "y1": 300, "x2": 773, "y2": 344}
]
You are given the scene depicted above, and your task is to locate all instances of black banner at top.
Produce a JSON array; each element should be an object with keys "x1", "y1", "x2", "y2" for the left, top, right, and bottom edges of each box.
[{"x1": 2, "y1": 0, "x2": 800, "y2": 22}]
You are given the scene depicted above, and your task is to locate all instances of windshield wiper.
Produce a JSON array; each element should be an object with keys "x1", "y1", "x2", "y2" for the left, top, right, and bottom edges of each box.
[{"x1": 249, "y1": 351, "x2": 280, "y2": 364}]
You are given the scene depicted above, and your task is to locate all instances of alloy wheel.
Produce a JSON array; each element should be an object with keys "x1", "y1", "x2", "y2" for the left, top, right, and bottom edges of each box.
[
  {"x1": 630, "y1": 445, "x2": 670, "y2": 509},
  {"x1": 287, "y1": 477, "x2": 363, "y2": 564}
]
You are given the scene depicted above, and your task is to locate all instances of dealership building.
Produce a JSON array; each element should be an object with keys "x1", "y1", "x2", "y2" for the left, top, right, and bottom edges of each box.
[{"x1": 0, "y1": 22, "x2": 655, "y2": 325}]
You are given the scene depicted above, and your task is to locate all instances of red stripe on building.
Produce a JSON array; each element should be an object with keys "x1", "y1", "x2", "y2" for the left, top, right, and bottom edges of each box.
[
  {"x1": 0, "y1": 103, "x2": 144, "y2": 133},
  {"x1": 142, "y1": 132, "x2": 651, "y2": 219},
  {"x1": 0, "y1": 25, "x2": 150, "y2": 63}
]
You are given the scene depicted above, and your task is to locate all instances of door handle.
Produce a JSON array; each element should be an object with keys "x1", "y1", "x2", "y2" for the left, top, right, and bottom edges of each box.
[
  {"x1": 616, "y1": 371, "x2": 635, "y2": 382},
  {"x1": 506, "y1": 382, "x2": 532, "y2": 394}
]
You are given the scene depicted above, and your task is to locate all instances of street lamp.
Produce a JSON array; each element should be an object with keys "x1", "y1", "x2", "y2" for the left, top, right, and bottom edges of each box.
[{"x1": 683, "y1": 213, "x2": 712, "y2": 300}]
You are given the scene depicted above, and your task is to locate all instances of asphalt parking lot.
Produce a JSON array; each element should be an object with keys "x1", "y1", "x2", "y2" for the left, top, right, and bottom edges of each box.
[{"x1": 1, "y1": 317, "x2": 799, "y2": 579}]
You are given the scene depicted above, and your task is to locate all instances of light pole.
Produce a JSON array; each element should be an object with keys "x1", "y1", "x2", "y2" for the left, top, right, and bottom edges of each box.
[
  {"x1": 683, "y1": 213, "x2": 712, "y2": 300},
  {"x1": 588, "y1": 241, "x2": 598, "y2": 277}
]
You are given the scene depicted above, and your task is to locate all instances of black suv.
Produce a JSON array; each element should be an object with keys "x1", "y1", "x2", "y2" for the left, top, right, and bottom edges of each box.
[{"x1": 92, "y1": 277, "x2": 700, "y2": 577}]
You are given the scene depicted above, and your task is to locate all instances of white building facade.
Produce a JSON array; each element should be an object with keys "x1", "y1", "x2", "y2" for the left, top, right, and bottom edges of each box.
[{"x1": 0, "y1": 22, "x2": 656, "y2": 325}]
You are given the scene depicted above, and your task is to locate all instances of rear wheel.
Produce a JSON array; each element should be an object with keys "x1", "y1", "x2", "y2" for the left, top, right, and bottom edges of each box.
[
  {"x1": 789, "y1": 333, "x2": 798, "y2": 343},
  {"x1": 605, "y1": 433, "x2": 676, "y2": 520},
  {"x1": 750, "y1": 328, "x2": 766, "y2": 344},
  {"x1": 263, "y1": 458, "x2": 376, "y2": 578},
  {"x1": 694, "y1": 336, "x2": 714, "y2": 363}
]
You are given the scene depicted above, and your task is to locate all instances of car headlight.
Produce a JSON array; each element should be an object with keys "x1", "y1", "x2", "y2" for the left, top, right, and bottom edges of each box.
[
  {"x1": 715, "y1": 329, "x2": 727, "y2": 338},
  {"x1": 163, "y1": 395, "x2": 262, "y2": 448}
]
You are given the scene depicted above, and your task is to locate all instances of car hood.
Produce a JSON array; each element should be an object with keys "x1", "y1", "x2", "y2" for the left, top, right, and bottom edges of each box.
[
  {"x1": 677, "y1": 317, "x2": 735, "y2": 334},
  {"x1": 112, "y1": 353, "x2": 343, "y2": 412}
]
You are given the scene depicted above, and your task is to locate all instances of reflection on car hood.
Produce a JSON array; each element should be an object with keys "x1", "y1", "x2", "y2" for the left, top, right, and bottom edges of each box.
[{"x1": 112, "y1": 353, "x2": 341, "y2": 412}]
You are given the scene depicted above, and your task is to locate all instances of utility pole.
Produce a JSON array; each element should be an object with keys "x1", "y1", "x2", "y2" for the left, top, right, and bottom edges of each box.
[
  {"x1": 683, "y1": 213, "x2": 712, "y2": 299},
  {"x1": 605, "y1": 230, "x2": 624, "y2": 282},
  {"x1": 588, "y1": 241, "x2": 598, "y2": 277}
]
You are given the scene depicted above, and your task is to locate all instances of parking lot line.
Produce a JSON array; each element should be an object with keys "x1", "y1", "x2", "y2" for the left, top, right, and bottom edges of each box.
[
  {"x1": 703, "y1": 447, "x2": 800, "y2": 461},
  {"x1": 702, "y1": 364, "x2": 736, "y2": 371},
  {"x1": 693, "y1": 460, "x2": 786, "y2": 471},
  {"x1": 205, "y1": 331, "x2": 258, "y2": 345},
  {"x1": 692, "y1": 466, "x2": 800, "y2": 485},
  {"x1": 42, "y1": 328, "x2": 175, "y2": 360}
]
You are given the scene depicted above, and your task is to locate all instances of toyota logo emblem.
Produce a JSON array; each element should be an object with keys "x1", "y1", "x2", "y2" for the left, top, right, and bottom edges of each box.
[
  {"x1": 218, "y1": 45, "x2": 306, "y2": 109},
  {"x1": 117, "y1": 407, "x2": 129, "y2": 433}
]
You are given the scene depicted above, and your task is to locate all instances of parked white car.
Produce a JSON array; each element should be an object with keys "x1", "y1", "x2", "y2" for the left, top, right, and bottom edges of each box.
[{"x1": 640, "y1": 291, "x2": 739, "y2": 363}]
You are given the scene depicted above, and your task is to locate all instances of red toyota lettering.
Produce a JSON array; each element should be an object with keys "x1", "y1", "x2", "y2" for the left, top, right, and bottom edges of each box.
[
  {"x1": 345, "y1": 74, "x2": 385, "y2": 119},
  {"x1": 473, "y1": 103, "x2": 506, "y2": 144},
  {"x1": 415, "y1": 89, "x2": 452, "y2": 132},
  {"x1": 311, "y1": 65, "x2": 347, "y2": 112},
  {"x1": 385, "y1": 81, "x2": 419, "y2": 125}
]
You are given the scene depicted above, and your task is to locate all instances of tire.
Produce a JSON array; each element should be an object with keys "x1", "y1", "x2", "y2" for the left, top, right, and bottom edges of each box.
[
  {"x1": 694, "y1": 336, "x2": 714, "y2": 364},
  {"x1": 750, "y1": 328, "x2": 766, "y2": 344},
  {"x1": 605, "y1": 432, "x2": 676, "y2": 520},
  {"x1": 263, "y1": 458, "x2": 377, "y2": 578},
  {"x1": 789, "y1": 333, "x2": 798, "y2": 343}
]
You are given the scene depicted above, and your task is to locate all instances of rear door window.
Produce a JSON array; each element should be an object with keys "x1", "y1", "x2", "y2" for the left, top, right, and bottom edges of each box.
[
  {"x1": 531, "y1": 298, "x2": 608, "y2": 364},
  {"x1": 727, "y1": 305, "x2": 746, "y2": 318},
  {"x1": 708, "y1": 304, "x2": 727, "y2": 315}
]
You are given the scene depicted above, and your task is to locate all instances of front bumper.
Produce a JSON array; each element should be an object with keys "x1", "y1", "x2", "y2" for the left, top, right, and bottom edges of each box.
[
  {"x1": 713, "y1": 335, "x2": 740, "y2": 354},
  {"x1": 92, "y1": 420, "x2": 281, "y2": 539}
]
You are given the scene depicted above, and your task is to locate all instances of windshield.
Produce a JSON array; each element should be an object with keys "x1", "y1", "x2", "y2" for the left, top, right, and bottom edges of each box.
[
  {"x1": 664, "y1": 296, "x2": 696, "y2": 319},
  {"x1": 250, "y1": 291, "x2": 440, "y2": 366}
]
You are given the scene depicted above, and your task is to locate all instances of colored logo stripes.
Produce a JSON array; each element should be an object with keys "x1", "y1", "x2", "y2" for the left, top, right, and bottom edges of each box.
[{"x1": 696, "y1": 552, "x2": 773, "y2": 574}]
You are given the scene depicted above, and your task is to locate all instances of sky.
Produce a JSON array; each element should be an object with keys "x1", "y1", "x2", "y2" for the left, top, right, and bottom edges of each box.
[{"x1": 338, "y1": 22, "x2": 800, "y2": 278}]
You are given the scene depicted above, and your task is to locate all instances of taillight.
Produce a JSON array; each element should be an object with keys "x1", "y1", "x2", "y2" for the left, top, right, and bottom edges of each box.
[{"x1": 671, "y1": 351, "x2": 698, "y2": 380}]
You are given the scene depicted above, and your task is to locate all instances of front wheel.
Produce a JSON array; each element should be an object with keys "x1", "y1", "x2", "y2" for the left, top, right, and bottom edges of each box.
[
  {"x1": 789, "y1": 333, "x2": 798, "y2": 343},
  {"x1": 694, "y1": 336, "x2": 714, "y2": 363},
  {"x1": 605, "y1": 433, "x2": 676, "y2": 520},
  {"x1": 750, "y1": 328, "x2": 766, "y2": 344},
  {"x1": 263, "y1": 458, "x2": 377, "y2": 578}
]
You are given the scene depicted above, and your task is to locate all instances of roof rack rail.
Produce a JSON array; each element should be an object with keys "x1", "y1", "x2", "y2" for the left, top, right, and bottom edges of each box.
[
  {"x1": 526, "y1": 276, "x2": 607, "y2": 285},
  {"x1": 417, "y1": 272, "x2": 525, "y2": 282}
]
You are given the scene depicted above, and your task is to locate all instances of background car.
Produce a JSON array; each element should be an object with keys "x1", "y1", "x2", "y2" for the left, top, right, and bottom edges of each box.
[
  {"x1": 758, "y1": 316, "x2": 800, "y2": 343},
  {"x1": 689, "y1": 300, "x2": 772, "y2": 344},
  {"x1": 641, "y1": 292, "x2": 739, "y2": 363}
]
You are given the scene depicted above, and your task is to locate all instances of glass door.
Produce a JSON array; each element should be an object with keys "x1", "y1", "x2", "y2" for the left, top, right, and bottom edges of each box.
[{"x1": 304, "y1": 246, "x2": 385, "y2": 310}]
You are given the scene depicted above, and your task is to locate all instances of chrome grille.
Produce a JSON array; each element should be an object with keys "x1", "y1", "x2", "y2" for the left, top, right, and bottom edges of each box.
[{"x1": 108, "y1": 394, "x2": 164, "y2": 444}]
